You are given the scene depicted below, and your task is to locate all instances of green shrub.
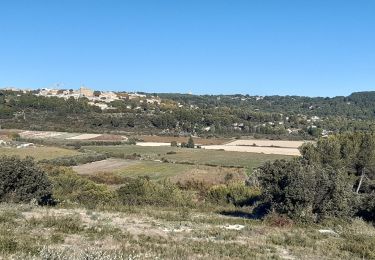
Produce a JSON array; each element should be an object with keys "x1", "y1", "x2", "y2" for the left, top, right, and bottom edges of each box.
[
  {"x1": 257, "y1": 159, "x2": 357, "y2": 222},
  {"x1": 86, "y1": 172, "x2": 126, "y2": 185},
  {"x1": 357, "y1": 192, "x2": 375, "y2": 222},
  {"x1": 117, "y1": 177, "x2": 192, "y2": 207},
  {"x1": 0, "y1": 156, "x2": 53, "y2": 205},
  {"x1": 40, "y1": 153, "x2": 109, "y2": 166},
  {"x1": 206, "y1": 182, "x2": 260, "y2": 206},
  {"x1": 46, "y1": 166, "x2": 115, "y2": 208}
]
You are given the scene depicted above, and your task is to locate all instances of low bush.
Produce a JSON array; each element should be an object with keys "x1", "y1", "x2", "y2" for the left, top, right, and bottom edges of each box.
[
  {"x1": 46, "y1": 166, "x2": 116, "y2": 208},
  {"x1": 264, "y1": 211, "x2": 294, "y2": 228},
  {"x1": 206, "y1": 182, "x2": 261, "y2": 206},
  {"x1": 86, "y1": 172, "x2": 126, "y2": 185},
  {"x1": 257, "y1": 159, "x2": 357, "y2": 222},
  {"x1": 117, "y1": 177, "x2": 192, "y2": 207},
  {"x1": 40, "y1": 153, "x2": 109, "y2": 166},
  {"x1": 357, "y1": 192, "x2": 375, "y2": 222},
  {"x1": 0, "y1": 156, "x2": 53, "y2": 205}
]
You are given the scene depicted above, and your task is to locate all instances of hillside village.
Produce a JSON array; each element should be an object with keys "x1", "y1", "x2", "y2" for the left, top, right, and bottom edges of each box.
[
  {"x1": 1, "y1": 86, "x2": 359, "y2": 138},
  {"x1": 36, "y1": 86, "x2": 161, "y2": 110}
]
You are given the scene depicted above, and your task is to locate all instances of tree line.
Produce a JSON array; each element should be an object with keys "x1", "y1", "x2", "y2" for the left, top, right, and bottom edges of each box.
[{"x1": 2, "y1": 90, "x2": 375, "y2": 138}]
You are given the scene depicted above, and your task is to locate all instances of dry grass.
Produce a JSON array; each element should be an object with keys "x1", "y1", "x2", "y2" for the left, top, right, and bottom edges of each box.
[
  {"x1": 1, "y1": 203, "x2": 374, "y2": 259},
  {"x1": 72, "y1": 158, "x2": 138, "y2": 175},
  {"x1": 135, "y1": 135, "x2": 231, "y2": 145},
  {"x1": 202, "y1": 145, "x2": 301, "y2": 156},
  {"x1": 72, "y1": 158, "x2": 247, "y2": 185},
  {"x1": 84, "y1": 145, "x2": 291, "y2": 168},
  {"x1": 225, "y1": 139, "x2": 307, "y2": 148},
  {"x1": 0, "y1": 147, "x2": 80, "y2": 160}
]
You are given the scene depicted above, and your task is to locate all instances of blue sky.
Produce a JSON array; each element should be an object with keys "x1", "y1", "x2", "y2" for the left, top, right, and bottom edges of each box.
[{"x1": 0, "y1": 0, "x2": 374, "y2": 97}]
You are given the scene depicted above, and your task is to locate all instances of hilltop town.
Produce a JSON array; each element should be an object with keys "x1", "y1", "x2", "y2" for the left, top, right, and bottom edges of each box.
[{"x1": 2, "y1": 86, "x2": 161, "y2": 110}]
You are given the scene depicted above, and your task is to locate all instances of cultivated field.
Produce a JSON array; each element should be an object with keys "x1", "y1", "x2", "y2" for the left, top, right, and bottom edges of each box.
[
  {"x1": 136, "y1": 142, "x2": 171, "y2": 146},
  {"x1": 72, "y1": 158, "x2": 138, "y2": 175},
  {"x1": 202, "y1": 145, "x2": 301, "y2": 156},
  {"x1": 67, "y1": 134, "x2": 102, "y2": 140},
  {"x1": 196, "y1": 139, "x2": 308, "y2": 156},
  {"x1": 83, "y1": 145, "x2": 292, "y2": 168},
  {"x1": 0, "y1": 147, "x2": 80, "y2": 160},
  {"x1": 73, "y1": 158, "x2": 247, "y2": 184},
  {"x1": 135, "y1": 135, "x2": 231, "y2": 145},
  {"x1": 17, "y1": 130, "x2": 127, "y2": 142},
  {"x1": 225, "y1": 139, "x2": 306, "y2": 148}
]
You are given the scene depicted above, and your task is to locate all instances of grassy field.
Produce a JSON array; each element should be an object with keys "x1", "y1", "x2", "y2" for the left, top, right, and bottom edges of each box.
[
  {"x1": 0, "y1": 203, "x2": 373, "y2": 259},
  {"x1": 83, "y1": 145, "x2": 292, "y2": 169},
  {"x1": 135, "y1": 135, "x2": 231, "y2": 145},
  {"x1": 73, "y1": 158, "x2": 247, "y2": 184},
  {"x1": 0, "y1": 147, "x2": 80, "y2": 160}
]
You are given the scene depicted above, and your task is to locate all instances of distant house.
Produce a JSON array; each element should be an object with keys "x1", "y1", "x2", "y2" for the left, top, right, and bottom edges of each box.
[{"x1": 78, "y1": 87, "x2": 94, "y2": 97}]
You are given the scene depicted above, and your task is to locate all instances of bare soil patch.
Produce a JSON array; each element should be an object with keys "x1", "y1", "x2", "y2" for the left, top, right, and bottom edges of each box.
[
  {"x1": 67, "y1": 134, "x2": 102, "y2": 140},
  {"x1": 72, "y1": 158, "x2": 139, "y2": 175},
  {"x1": 88, "y1": 134, "x2": 127, "y2": 141},
  {"x1": 225, "y1": 139, "x2": 306, "y2": 148},
  {"x1": 202, "y1": 145, "x2": 300, "y2": 156}
]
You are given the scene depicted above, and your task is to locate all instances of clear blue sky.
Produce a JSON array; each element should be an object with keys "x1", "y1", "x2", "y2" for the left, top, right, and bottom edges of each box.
[{"x1": 1, "y1": 1, "x2": 374, "y2": 97}]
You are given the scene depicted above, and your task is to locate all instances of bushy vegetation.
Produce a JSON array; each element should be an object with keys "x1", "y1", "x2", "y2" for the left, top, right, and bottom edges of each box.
[
  {"x1": 0, "y1": 156, "x2": 53, "y2": 205},
  {"x1": 40, "y1": 153, "x2": 109, "y2": 166},
  {"x1": 255, "y1": 132, "x2": 375, "y2": 223},
  {"x1": 257, "y1": 159, "x2": 357, "y2": 222},
  {"x1": 45, "y1": 166, "x2": 115, "y2": 208},
  {"x1": 117, "y1": 177, "x2": 193, "y2": 207},
  {"x1": 206, "y1": 182, "x2": 260, "y2": 206}
]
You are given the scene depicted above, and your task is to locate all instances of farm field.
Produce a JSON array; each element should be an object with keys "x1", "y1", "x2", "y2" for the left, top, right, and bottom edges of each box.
[
  {"x1": 0, "y1": 147, "x2": 80, "y2": 160},
  {"x1": 72, "y1": 158, "x2": 139, "y2": 175},
  {"x1": 73, "y1": 158, "x2": 247, "y2": 184},
  {"x1": 198, "y1": 139, "x2": 308, "y2": 155},
  {"x1": 16, "y1": 130, "x2": 127, "y2": 142},
  {"x1": 83, "y1": 145, "x2": 292, "y2": 168},
  {"x1": 225, "y1": 139, "x2": 306, "y2": 148},
  {"x1": 202, "y1": 145, "x2": 301, "y2": 156},
  {"x1": 134, "y1": 139, "x2": 303, "y2": 155},
  {"x1": 135, "y1": 135, "x2": 231, "y2": 145}
]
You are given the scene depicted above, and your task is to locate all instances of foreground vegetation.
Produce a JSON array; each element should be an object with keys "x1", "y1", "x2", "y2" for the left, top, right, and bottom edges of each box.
[{"x1": 0, "y1": 203, "x2": 374, "y2": 259}]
